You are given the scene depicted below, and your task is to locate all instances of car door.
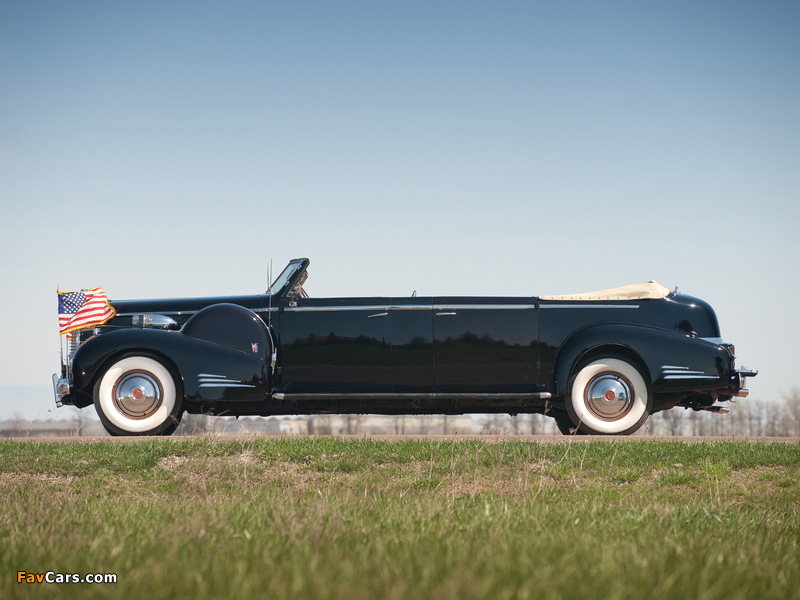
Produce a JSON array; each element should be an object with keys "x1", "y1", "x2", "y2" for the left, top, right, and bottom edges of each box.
[
  {"x1": 277, "y1": 297, "x2": 392, "y2": 392},
  {"x1": 389, "y1": 297, "x2": 434, "y2": 392},
  {"x1": 432, "y1": 297, "x2": 540, "y2": 393}
]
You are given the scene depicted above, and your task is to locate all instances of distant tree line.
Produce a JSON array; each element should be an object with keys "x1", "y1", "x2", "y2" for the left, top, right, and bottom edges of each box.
[
  {"x1": 171, "y1": 389, "x2": 800, "y2": 437},
  {"x1": 465, "y1": 389, "x2": 800, "y2": 438},
  {"x1": 643, "y1": 388, "x2": 800, "y2": 437}
]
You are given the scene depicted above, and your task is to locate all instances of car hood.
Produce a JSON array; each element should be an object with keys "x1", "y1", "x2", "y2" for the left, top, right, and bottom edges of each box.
[{"x1": 107, "y1": 294, "x2": 265, "y2": 327}]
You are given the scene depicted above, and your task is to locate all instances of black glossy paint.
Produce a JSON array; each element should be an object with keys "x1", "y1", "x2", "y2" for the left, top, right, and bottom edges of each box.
[
  {"x1": 389, "y1": 298, "x2": 434, "y2": 392},
  {"x1": 182, "y1": 304, "x2": 272, "y2": 362},
  {"x1": 432, "y1": 299, "x2": 539, "y2": 393},
  {"x1": 69, "y1": 328, "x2": 269, "y2": 406},
  {"x1": 538, "y1": 295, "x2": 723, "y2": 395},
  {"x1": 60, "y1": 258, "x2": 746, "y2": 418},
  {"x1": 278, "y1": 298, "x2": 392, "y2": 393}
]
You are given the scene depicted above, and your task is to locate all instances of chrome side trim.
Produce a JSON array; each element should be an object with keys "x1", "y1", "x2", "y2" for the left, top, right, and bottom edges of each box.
[
  {"x1": 119, "y1": 302, "x2": 640, "y2": 315},
  {"x1": 661, "y1": 365, "x2": 718, "y2": 380},
  {"x1": 538, "y1": 304, "x2": 639, "y2": 309},
  {"x1": 197, "y1": 373, "x2": 255, "y2": 389},
  {"x1": 432, "y1": 304, "x2": 538, "y2": 310},
  {"x1": 284, "y1": 304, "x2": 541, "y2": 312},
  {"x1": 367, "y1": 312, "x2": 389, "y2": 318},
  {"x1": 272, "y1": 392, "x2": 552, "y2": 401}
]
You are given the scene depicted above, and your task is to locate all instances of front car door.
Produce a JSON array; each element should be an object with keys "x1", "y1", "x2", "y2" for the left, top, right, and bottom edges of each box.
[
  {"x1": 432, "y1": 297, "x2": 540, "y2": 393},
  {"x1": 277, "y1": 297, "x2": 393, "y2": 393}
]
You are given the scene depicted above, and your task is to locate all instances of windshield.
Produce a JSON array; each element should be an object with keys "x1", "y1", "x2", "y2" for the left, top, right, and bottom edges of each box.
[{"x1": 269, "y1": 261, "x2": 301, "y2": 294}]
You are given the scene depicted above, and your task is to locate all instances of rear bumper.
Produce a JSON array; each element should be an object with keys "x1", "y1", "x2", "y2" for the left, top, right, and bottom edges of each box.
[{"x1": 732, "y1": 367, "x2": 758, "y2": 397}]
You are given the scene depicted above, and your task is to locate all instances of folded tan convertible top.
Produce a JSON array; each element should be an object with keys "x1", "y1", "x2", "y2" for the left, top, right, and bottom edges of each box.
[{"x1": 539, "y1": 280, "x2": 671, "y2": 301}]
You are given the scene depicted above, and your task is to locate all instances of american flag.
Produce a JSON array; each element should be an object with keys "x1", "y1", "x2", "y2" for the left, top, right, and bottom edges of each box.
[{"x1": 58, "y1": 287, "x2": 116, "y2": 335}]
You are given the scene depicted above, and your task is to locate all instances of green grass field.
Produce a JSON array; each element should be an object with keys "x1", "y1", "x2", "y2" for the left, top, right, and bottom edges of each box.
[{"x1": 2, "y1": 437, "x2": 799, "y2": 599}]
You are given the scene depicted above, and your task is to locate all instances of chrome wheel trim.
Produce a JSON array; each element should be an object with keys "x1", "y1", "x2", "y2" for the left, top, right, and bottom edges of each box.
[
  {"x1": 584, "y1": 372, "x2": 633, "y2": 422},
  {"x1": 112, "y1": 370, "x2": 163, "y2": 419}
]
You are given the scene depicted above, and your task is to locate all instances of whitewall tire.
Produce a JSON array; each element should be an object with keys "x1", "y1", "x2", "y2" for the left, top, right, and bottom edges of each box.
[
  {"x1": 93, "y1": 354, "x2": 183, "y2": 436},
  {"x1": 566, "y1": 358, "x2": 651, "y2": 435}
]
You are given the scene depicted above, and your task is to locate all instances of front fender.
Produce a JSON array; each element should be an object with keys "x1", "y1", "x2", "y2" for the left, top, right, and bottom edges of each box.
[
  {"x1": 552, "y1": 324, "x2": 733, "y2": 399},
  {"x1": 71, "y1": 328, "x2": 271, "y2": 403}
]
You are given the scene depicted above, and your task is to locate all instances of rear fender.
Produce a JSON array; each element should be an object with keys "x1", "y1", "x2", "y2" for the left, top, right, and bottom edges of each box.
[{"x1": 552, "y1": 324, "x2": 732, "y2": 399}]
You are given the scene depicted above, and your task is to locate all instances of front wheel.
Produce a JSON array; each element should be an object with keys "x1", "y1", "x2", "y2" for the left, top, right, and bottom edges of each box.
[
  {"x1": 565, "y1": 357, "x2": 651, "y2": 435},
  {"x1": 93, "y1": 353, "x2": 183, "y2": 436}
]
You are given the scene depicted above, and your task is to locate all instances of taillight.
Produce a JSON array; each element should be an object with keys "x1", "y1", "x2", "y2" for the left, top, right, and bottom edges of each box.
[{"x1": 721, "y1": 343, "x2": 736, "y2": 370}]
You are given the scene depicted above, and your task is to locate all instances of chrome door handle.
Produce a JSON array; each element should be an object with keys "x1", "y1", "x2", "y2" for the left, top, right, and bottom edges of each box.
[
  {"x1": 368, "y1": 312, "x2": 389, "y2": 318},
  {"x1": 435, "y1": 312, "x2": 457, "y2": 316}
]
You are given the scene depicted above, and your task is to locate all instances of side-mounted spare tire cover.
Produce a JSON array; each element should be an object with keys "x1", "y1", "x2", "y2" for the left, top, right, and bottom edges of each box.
[{"x1": 181, "y1": 303, "x2": 271, "y2": 362}]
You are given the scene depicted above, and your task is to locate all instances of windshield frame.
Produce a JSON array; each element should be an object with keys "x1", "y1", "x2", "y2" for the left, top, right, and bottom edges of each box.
[{"x1": 267, "y1": 258, "x2": 308, "y2": 296}]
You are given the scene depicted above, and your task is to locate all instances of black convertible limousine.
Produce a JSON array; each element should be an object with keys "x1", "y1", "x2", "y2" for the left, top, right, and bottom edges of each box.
[{"x1": 53, "y1": 258, "x2": 756, "y2": 436}]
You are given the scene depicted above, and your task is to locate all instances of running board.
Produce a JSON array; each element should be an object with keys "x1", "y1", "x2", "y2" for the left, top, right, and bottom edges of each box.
[{"x1": 272, "y1": 392, "x2": 552, "y2": 401}]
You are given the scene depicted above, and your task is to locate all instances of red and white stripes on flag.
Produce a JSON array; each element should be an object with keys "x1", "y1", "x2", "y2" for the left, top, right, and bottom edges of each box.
[{"x1": 58, "y1": 287, "x2": 116, "y2": 335}]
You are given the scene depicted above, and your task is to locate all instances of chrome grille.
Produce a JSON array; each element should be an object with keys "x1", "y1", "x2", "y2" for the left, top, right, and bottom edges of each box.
[{"x1": 68, "y1": 331, "x2": 81, "y2": 361}]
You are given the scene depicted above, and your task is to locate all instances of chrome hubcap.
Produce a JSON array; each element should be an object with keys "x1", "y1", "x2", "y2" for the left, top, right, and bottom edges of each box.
[
  {"x1": 584, "y1": 372, "x2": 633, "y2": 421},
  {"x1": 113, "y1": 371, "x2": 162, "y2": 419}
]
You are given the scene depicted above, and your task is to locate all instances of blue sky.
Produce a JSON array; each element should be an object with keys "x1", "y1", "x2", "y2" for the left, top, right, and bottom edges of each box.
[{"x1": 1, "y1": 1, "x2": 798, "y2": 421}]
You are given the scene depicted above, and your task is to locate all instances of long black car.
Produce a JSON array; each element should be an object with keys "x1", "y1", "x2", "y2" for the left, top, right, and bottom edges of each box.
[{"x1": 53, "y1": 258, "x2": 756, "y2": 436}]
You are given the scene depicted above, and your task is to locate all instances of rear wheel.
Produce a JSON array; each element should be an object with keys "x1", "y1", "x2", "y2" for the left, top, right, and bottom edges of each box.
[
  {"x1": 566, "y1": 357, "x2": 651, "y2": 435},
  {"x1": 93, "y1": 353, "x2": 183, "y2": 436}
]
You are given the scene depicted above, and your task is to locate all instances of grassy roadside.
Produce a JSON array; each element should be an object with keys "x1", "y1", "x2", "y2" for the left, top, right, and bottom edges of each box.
[{"x1": 1, "y1": 438, "x2": 799, "y2": 600}]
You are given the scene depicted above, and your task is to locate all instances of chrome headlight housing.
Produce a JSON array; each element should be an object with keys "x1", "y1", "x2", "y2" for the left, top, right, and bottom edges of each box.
[{"x1": 131, "y1": 314, "x2": 180, "y2": 330}]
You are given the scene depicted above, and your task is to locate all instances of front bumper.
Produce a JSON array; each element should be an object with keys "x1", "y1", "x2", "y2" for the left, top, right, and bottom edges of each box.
[
  {"x1": 52, "y1": 373, "x2": 70, "y2": 408},
  {"x1": 732, "y1": 367, "x2": 758, "y2": 397}
]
